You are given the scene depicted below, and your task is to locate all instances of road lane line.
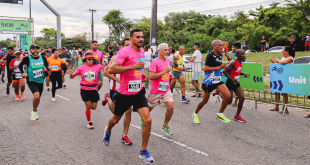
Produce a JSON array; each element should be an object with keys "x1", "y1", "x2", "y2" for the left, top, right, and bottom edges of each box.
[
  {"x1": 130, "y1": 124, "x2": 208, "y2": 157},
  {"x1": 55, "y1": 94, "x2": 70, "y2": 100}
]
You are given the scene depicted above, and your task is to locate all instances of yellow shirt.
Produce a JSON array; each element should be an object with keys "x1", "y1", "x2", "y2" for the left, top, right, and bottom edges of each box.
[{"x1": 173, "y1": 54, "x2": 184, "y2": 72}]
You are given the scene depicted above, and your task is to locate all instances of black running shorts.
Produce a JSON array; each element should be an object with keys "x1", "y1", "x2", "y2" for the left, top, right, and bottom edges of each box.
[
  {"x1": 28, "y1": 81, "x2": 44, "y2": 96},
  {"x1": 201, "y1": 82, "x2": 224, "y2": 93},
  {"x1": 226, "y1": 79, "x2": 241, "y2": 92},
  {"x1": 80, "y1": 89, "x2": 100, "y2": 103}
]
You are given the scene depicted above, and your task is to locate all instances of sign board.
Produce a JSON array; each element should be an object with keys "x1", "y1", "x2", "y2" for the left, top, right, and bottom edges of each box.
[
  {"x1": 270, "y1": 64, "x2": 310, "y2": 95},
  {"x1": 0, "y1": 0, "x2": 23, "y2": 4},
  {"x1": 222, "y1": 63, "x2": 265, "y2": 91},
  {"x1": 0, "y1": 16, "x2": 33, "y2": 35},
  {"x1": 20, "y1": 34, "x2": 31, "y2": 51}
]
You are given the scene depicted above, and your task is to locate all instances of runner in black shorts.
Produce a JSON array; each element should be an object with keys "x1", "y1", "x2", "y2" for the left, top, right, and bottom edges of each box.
[
  {"x1": 59, "y1": 48, "x2": 71, "y2": 88},
  {"x1": 192, "y1": 40, "x2": 232, "y2": 124},
  {"x1": 223, "y1": 49, "x2": 248, "y2": 123},
  {"x1": 1, "y1": 47, "x2": 16, "y2": 95}
]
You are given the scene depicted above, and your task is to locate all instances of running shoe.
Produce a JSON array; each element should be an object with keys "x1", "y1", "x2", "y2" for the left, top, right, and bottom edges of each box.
[
  {"x1": 234, "y1": 115, "x2": 246, "y2": 123},
  {"x1": 192, "y1": 112, "x2": 201, "y2": 124},
  {"x1": 140, "y1": 118, "x2": 143, "y2": 130},
  {"x1": 30, "y1": 111, "x2": 38, "y2": 121},
  {"x1": 6, "y1": 88, "x2": 9, "y2": 95},
  {"x1": 47, "y1": 88, "x2": 50, "y2": 92},
  {"x1": 20, "y1": 93, "x2": 26, "y2": 100},
  {"x1": 102, "y1": 93, "x2": 110, "y2": 106},
  {"x1": 102, "y1": 126, "x2": 111, "y2": 146},
  {"x1": 15, "y1": 95, "x2": 19, "y2": 101},
  {"x1": 87, "y1": 122, "x2": 94, "y2": 129},
  {"x1": 52, "y1": 97, "x2": 56, "y2": 102},
  {"x1": 139, "y1": 149, "x2": 154, "y2": 163},
  {"x1": 182, "y1": 97, "x2": 190, "y2": 103},
  {"x1": 121, "y1": 135, "x2": 133, "y2": 145},
  {"x1": 1, "y1": 78, "x2": 4, "y2": 83},
  {"x1": 162, "y1": 125, "x2": 173, "y2": 136},
  {"x1": 216, "y1": 113, "x2": 231, "y2": 123},
  {"x1": 63, "y1": 84, "x2": 66, "y2": 88}
]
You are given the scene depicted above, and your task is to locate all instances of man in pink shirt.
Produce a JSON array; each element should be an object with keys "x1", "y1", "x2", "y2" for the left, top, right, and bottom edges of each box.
[
  {"x1": 147, "y1": 43, "x2": 174, "y2": 136},
  {"x1": 102, "y1": 28, "x2": 154, "y2": 163},
  {"x1": 86, "y1": 41, "x2": 104, "y2": 90}
]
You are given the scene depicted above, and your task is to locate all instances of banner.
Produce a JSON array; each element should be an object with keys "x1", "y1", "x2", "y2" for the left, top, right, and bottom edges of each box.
[
  {"x1": 0, "y1": 19, "x2": 31, "y2": 32},
  {"x1": 20, "y1": 34, "x2": 31, "y2": 51},
  {"x1": 222, "y1": 63, "x2": 265, "y2": 91},
  {"x1": 270, "y1": 64, "x2": 310, "y2": 95}
]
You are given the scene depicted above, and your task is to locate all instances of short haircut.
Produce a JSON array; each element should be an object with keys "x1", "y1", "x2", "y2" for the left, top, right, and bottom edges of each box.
[
  {"x1": 179, "y1": 46, "x2": 185, "y2": 50},
  {"x1": 92, "y1": 41, "x2": 98, "y2": 44},
  {"x1": 8, "y1": 47, "x2": 14, "y2": 50},
  {"x1": 157, "y1": 43, "x2": 168, "y2": 51},
  {"x1": 117, "y1": 43, "x2": 121, "y2": 46},
  {"x1": 284, "y1": 46, "x2": 295, "y2": 58},
  {"x1": 122, "y1": 38, "x2": 130, "y2": 46},
  {"x1": 61, "y1": 47, "x2": 66, "y2": 50},
  {"x1": 108, "y1": 46, "x2": 112, "y2": 50},
  {"x1": 130, "y1": 28, "x2": 142, "y2": 38},
  {"x1": 171, "y1": 48, "x2": 176, "y2": 54},
  {"x1": 52, "y1": 48, "x2": 59, "y2": 53},
  {"x1": 212, "y1": 40, "x2": 222, "y2": 47},
  {"x1": 235, "y1": 49, "x2": 244, "y2": 56},
  {"x1": 194, "y1": 43, "x2": 200, "y2": 48},
  {"x1": 232, "y1": 43, "x2": 241, "y2": 49},
  {"x1": 144, "y1": 45, "x2": 149, "y2": 51}
]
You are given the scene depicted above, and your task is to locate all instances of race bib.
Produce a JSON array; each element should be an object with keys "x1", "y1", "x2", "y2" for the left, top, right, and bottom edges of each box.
[
  {"x1": 212, "y1": 76, "x2": 221, "y2": 84},
  {"x1": 33, "y1": 69, "x2": 43, "y2": 78},
  {"x1": 84, "y1": 72, "x2": 95, "y2": 80},
  {"x1": 52, "y1": 66, "x2": 59, "y2": 71},
  {"x1": 235, "y1": 76, "x2": 240, "y2": 82},
  {"x1": 15, "y1": 73, "x2": 22, "y2": 79},
  {"x1": 62, "y1": 58, "x2": 67, "y2": 62},
  {"x1": 128, "y1": 80, "x2": 141, "y2": 92},
  {"x1": 158, "y1": 82, "x2": 169, "y2": 91}
]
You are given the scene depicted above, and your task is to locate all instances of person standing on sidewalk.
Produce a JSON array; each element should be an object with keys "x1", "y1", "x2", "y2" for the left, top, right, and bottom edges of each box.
[{"x1": 189, "y1": 43, "x2": 202, "y2": 97}]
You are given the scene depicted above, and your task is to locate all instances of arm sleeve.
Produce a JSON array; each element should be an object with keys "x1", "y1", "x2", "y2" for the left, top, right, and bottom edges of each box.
[
  {"x1": 9, "y1": 59, "x2": 15, "y2": 67},
  {"x1": 205, "y1": 54, "x2": 213, "y2": 66},
  {"x1": 19, "y1": 56, "x2": 30, "y2": 74},
  {"x1": 149, "y1": 60, "x2": 157, "y2": 72},
  {"x1": 43, "y1": 56, "x2": 50, "y2": 71}
]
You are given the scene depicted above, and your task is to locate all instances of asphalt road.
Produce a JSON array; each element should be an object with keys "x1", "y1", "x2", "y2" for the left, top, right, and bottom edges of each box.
[{"x1": 0, "y1": 76, "x2": 310, "y2": 165}]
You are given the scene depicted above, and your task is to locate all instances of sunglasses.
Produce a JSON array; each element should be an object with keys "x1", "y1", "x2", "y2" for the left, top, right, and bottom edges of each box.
[{"x1": 86, "y1": 58, "x2": 95, "y2": 61}]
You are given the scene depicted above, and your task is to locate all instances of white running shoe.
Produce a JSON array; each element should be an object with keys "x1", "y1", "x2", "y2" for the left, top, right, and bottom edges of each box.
[{"x1": 52, "y1": 97, "x2": 56, "y2": 102}]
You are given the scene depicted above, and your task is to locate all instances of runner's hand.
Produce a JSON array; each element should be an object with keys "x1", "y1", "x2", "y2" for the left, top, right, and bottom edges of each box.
[
  {"x1": 132, "y1": 62, "x2": 144, "y2": 70},
  {"x1": 220, "y1": 63, "x2": 226, "y2": 69},
  {"x1": 116, "y1": 78, "x2": 120, "y2": 83},
  {"x1": 48, "y1": 66, "x2": 53, "y2": 70},
  {"x1": 164, "y1": 66, "x2": 172, "y2": 73},
  {"x1": 231, "y1": 78, "x2": 238, "y2": 84},
  {"x1": 67, "y1": 68, "x2": 74, "y2": 75},
  {"x1": 23, "y1": 73, "x2": 28, "y2": 78},
  {"x1": 244, "y1": 73, "x2": 249, "y2": 77}
]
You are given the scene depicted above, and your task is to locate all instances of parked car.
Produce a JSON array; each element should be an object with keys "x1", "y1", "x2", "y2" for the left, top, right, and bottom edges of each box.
[
  {"x1": 183, "y1": 55, "x2": 193, "y2": 71},
  {"x1": 293, "y1": 56, "x2": 310, "y2": 64},
  {"x1": 268, "y1": 46, "x2": 284, "y2": 53}
]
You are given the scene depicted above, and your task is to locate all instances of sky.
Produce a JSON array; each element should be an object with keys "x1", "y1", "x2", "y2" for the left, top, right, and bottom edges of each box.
[{"x1": 0, "y1": 0, "x2": 289, "y2": 43}]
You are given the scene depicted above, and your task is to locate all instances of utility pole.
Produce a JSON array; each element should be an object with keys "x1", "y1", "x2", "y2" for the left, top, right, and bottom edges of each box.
[
  {"x1": 150, "y1": 0, "x2": 157, "y2": 52},
  {"x1": 89, "y1": 9, "x2": 96, "y2": 41},
  {"x1": 29, "y1": 0, "x2": 31, "y2": 18}
]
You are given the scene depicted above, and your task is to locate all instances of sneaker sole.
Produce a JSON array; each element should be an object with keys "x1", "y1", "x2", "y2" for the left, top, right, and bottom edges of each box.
[
  {"x1": 182, "y1": 101, "x2": 190, "y2": 103},
  {"x1": 234, "y1": 119, "x2": 246, "y2": 123},
  {"x1": 161, "y1": 128, "x2": 173, "y2": 136},
  {"x1": 30, "y1": 117, "x2": 36, "y2": 121},
  {"x1": 139, "y1": 155, "x2": 154, "y2": 163},
  {"x1": 121, "y1": 140, "x2": 132, "y2": 145},
  {"x1": 192, "y1": 115, "x2": 201, "y2": 124},
  {"x1": 216, "y1": 117, "x2": 230, "y2": 123}
]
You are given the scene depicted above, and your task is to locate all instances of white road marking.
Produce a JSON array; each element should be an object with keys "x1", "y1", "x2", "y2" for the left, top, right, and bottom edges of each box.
[
  {"x1": 130, "y1": 124, "x2": 208, "y2": 157},
  {"x1": 55, "y1": 94, "x2": 70, "y2": 100}
]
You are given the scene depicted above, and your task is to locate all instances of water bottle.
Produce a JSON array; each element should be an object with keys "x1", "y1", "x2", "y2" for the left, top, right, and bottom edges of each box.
[{"x1": 137, "y1": 58, "x2": 145, "y2": 71}]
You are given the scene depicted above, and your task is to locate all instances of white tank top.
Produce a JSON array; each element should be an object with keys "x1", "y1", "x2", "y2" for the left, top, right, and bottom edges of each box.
[
  {"x1": 281, "y1": 56, "x2": 294, "y2": 64},
  {"x1": 110, "y1": 74, "x2": 120, "y2": 91},
  {"x1": 12, "y1": 59, "x2": 23, "y2": 73}
]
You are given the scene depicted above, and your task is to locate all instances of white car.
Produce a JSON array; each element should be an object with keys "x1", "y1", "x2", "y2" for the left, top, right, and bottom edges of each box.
[{"x1": 268, "y1": 46, "x2": 284, "y2": 53}]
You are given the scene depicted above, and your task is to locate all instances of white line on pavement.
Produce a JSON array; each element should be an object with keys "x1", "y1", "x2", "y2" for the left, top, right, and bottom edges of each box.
[
  {"x1": 130, "y1": 124, "x2": 208, "y2": 157},
  {"x1": 55, "y1": 94, "x2": 70, "y2": 100}
]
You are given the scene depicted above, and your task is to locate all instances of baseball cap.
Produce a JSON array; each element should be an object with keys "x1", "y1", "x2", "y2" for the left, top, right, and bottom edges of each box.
[
  {"x1": 30, "y1": 44, "x2": 40, "y2": 50},
  {"x1": 45, "y1": 50, "x2": 51, "y2": 53}
]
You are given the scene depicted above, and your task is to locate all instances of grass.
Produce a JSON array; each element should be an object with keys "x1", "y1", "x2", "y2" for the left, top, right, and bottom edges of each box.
[{"x1": 185, "y1": 51, "x2": 310, "y2": 74}]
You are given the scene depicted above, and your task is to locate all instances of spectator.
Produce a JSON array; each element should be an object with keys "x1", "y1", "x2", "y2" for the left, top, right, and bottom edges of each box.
[
  {"x1": 224, "y1": 39, "x2": 229, "y2": 53},
  {"x1": 265, "y1": 41, "x2": 269, "y2": 53},
  {"x1": 106, "y1": 46, "x2": 113, "y2": 62},
  {"x1": 189, "y1": 43, "x2": 202, "y2": 97},
  {"x1": 290, "y1": 35, "x2": 295, "y2": 50},
  {"x1": 270, "y1": 46, "x2": 294, "y2": 114},
  {"x1": 302, "y1": 33, "x2": 310, "y2": 51},
  {"x1": 241, "y1": 39, "x2": 246, "y2": 49},
  {"x1": 143, "y1": 45, "x2": 152, "y2": 88},
  {"x1": 261, "y1": 36, "x2": 267, "y2": 52}
]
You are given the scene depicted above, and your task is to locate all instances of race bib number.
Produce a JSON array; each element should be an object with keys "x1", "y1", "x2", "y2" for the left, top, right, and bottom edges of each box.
[
  {"x1": 158, "y1": 82, "x2": 169, "y2": 91},
  {"x1": 84, "y1": 72, "x2": 95, "y2": 80},
  {"x1": 212, "y1": 76, "x2": 221, "y2": 84},
  {"x1": 33, "y1": 69, "x2": 43, "y2": 78},
  {"x1": 235, "y1": 76, "x2": 240, "y2": 82},
  {"x1": 15, "y1": 73, "x2": 22, "y2": 79},
  {"x1": 62, "y1": 58, "x2": 67, "y2": 62},
  {"x1": 128, "y1": 80, "x2": 141, "y2": 92},
  {"x1": 52, "y1": 66, "x2": 59, "y2": 71}
]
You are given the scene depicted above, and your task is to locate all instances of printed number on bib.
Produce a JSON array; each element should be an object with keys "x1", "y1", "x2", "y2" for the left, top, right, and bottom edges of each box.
[
  {"x1": 15, "y1": 73, "x2": 23, "y2": 79},
  {"x1": 52, "y1": 66, "x2": 59, "y2": 71},
  {"x1": 33, "y1": 70, "x2": 43, "y2": 78},
  {"x1": 84, "y1": 72, "x2": 95, "y2": 80},
  {"x1": 128, "y1": 80, "x2": 141, "y2": 92},
  {"x1": 212, "y1": 76, "x2": 221, "y2": 84},
  {"x1": 158, "y1": 82, "x2": 169, "y2": 91}
]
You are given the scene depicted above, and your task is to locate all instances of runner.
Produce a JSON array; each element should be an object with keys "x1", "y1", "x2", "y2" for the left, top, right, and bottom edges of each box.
[
  {"x1": 1, "y1": 47, "x2": 16, "y2": 95},
  {"x1": 86, "y1": 41, "x2": 104, "y2": 90},
  {"x1": 59, "y1": 48, "x2": 71, "y2": 88},
  {"x1": 0, "y1": 54, "x2": 5, "y2": 83},
  {"x1": 19, "y1": 44, "x2": 51, "y2": 121},
  {"x1": 170, "y1": 46, "x2": 190, "y2": 103},
  {"x1": 48, "y1": 49, "x2": 69, "y2": 102},
  {"x1": 75, "y1": 51, "x2": 84, "y2": 67},
  {"x1": 102, "y1": 37, "x2": 133, "y2": 145},
  {"x1": 223, "y1": 49, "x2": 248, "y2": 122},
  {"x1": 67, "y1": 52, "x2": 104, "y2": 129},
  {"x1": 146, "y1": 43, "x2": 174, "y2": 136},
  {"x1": 102, "y1": 28, "x2": 154, "y2": 163},
  {"x1": 44, "y1": 50, "x2": 52, "y2": 92},
  {"x1": 9, "y1": 52, "x2": 26, "y2": 101},
  {"x1": 192, "y1": 40, "x2": 231, "y2": 124}
]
